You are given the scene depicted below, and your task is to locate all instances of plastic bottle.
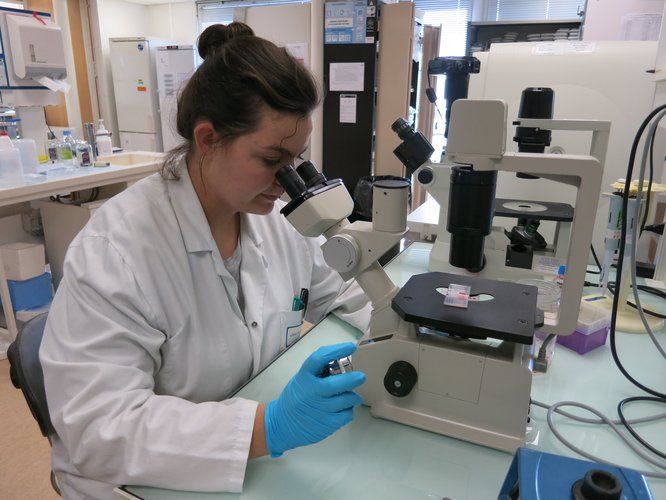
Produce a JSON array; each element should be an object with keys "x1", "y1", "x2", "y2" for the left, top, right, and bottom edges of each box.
[
  {"x1": 57, "y1": 130, "x2": 75, "y2": 164},
  {"x1": 15, "y1": 138, "x2": 39, "y2": 174},
  {"x1": 76, "y1": 140, "x2": 93, "y2": 167},
  {"x1": 45, "y1": 131, "x2": 59, "y2": 163},
  {"x1": 95, "y1": 119, "x2": 112, "y2": 156},
  {"x1": 0, "y1": 131, "x2": 24, "y2": 186}
]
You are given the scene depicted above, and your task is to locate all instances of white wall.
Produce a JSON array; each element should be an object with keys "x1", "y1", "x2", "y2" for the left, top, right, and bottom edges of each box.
[
  {"x1": 584, "y1": 0, "x2": 664, "y2": 40},
  {"x1": 147, "y1": 2, "x2": 198, "y2": 45},
  {"x1": 92, "y1": 0, "x2": 151, "y2": 146}
]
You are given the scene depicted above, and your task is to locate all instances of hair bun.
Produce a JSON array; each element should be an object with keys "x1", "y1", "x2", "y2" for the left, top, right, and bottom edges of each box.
[{"x1": 197, "y1": 22, "x2": 255, "y2": 60}]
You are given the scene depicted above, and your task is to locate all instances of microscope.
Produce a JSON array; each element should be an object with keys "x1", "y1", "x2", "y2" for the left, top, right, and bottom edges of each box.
[{"x1": 276, "y1": 98, "x2": 608, "y2": 453}]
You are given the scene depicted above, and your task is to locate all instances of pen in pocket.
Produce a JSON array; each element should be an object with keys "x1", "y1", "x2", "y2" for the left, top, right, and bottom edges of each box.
[{"x1": 292, "y1": 296, "x2": 304, "y2": 311}]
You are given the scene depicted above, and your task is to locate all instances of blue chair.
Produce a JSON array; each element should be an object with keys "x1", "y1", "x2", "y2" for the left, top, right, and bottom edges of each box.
[{"x1": 7, "y1": 313, "x2": 60, "y2": 495}]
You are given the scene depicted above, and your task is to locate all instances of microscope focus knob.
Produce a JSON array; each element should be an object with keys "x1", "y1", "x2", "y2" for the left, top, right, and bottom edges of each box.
[
  {"x1": 417, "y1": 167, "x2": 434, "y2": 185},
  {"x1": 321, "y1": 234, "x2": 360, "y2": 273},
  {"x1": 383, "y1": 361, "x2": 417, "y2": 398}
]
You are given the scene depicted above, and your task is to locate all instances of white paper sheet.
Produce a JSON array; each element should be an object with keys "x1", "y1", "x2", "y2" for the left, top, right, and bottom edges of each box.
[
  {"x1": 330, "y1": 62, "x2": 364, "y2": 92},
  {"x1": 286, "y1": 42, "x2": 310, "y2": 69},
  {"x1": 339, "y1": 94, "x2": 357, "y2": 123},
  {"x1": 34, "y1": 76, "x2": 70, "y2": 94}
]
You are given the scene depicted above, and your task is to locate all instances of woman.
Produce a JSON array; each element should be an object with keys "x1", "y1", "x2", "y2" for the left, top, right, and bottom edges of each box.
[{"x1": 40, "y1": 22, "x2": 370, "y2": 499}]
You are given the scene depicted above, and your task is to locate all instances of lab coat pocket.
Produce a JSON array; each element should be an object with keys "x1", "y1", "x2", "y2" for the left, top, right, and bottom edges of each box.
[{"x1": 280, "y1": 310, "x2": 304, "y2": 349}]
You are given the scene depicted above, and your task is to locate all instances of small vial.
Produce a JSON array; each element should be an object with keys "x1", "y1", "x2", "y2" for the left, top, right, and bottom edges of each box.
[
  {"x1": 45, "y1": 131, "x2": 58, "y2": 163},
  {"x1": 76, "y1": 141, "x2": 93, "y2": 167}
]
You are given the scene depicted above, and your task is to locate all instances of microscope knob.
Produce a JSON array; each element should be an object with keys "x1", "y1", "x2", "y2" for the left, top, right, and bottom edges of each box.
[
  {"x1": 321, "y1": 234, "x2": 360, "y2": 273},
  {"x1": 383, "y1": 361, "x2": 417, "y2": 398},
  {"x1": 417, "y1": 167, "x2": 434, "y2": 185}
]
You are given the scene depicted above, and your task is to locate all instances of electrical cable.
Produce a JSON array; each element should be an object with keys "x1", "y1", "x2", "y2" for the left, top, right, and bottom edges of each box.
[
  {"x1": 427, "y1": 74, "x2": 444, "y2": 122},
  {"x1": 591, "y1": 244, "x2": 602, "y2": 271},
  {"x1": 533, "y1": 400, "x2": 666, "y2": 478},
  {"x1": 618, "y1": 397, "x2": 666, "y2": 459},
  {"x1": 640, "y1": 128, "x2": 655, "y2": 235},
  {"x1": 606, "y1": 282, "x2": 666, "y2": 319},
  {"x1": 537, "y1": 333, "x2": 556, "y2": 360},
  {"x1": 587, "y1": 244, "x2": 601, "y2": 274},
  {"x1": 533, "y1": 106, "x2": 666, "y2": 476},
  {"x1": 609, "y1": 103, "x2": 666, "y2": 398},
  {"x1": 628, "y1": 110, "x2": 666, "y2": 361}
]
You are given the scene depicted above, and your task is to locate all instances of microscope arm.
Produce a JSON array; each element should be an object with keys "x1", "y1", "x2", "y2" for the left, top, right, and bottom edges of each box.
[{"x1": 282, "y1": 181, "x2": 414, "y2": 339}]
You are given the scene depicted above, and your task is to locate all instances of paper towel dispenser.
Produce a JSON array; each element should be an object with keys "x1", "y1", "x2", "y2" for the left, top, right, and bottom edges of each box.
[{"x1": 6, "y1": 13, "x2": 66, "y2": 80}]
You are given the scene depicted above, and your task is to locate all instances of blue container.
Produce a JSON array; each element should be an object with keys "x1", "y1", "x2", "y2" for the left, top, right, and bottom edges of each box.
[
  {"x1": 6, "y1": 272, "x2": 53, "y2": 311},
  {"x1": 499, "y1": 448, "x2": 653, "y2": 499}
]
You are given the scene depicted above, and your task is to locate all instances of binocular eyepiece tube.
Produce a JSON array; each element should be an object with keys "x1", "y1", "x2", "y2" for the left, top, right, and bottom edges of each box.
[{"x1": 276, "y1": 161, "x2": 328, "y2": 200}]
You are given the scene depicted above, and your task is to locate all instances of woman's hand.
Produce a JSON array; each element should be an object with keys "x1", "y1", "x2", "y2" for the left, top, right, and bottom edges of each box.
[{"x1": 263, "y1": 342, "x2": 365, "y2": 457}]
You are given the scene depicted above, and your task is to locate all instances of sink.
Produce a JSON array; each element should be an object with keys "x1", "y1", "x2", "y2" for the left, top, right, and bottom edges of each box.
[{"x1": 96, "y1": 151, "x2": 164, "y2": 166}]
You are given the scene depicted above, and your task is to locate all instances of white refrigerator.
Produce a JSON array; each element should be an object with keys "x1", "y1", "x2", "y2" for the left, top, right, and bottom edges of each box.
[
  {"x1": 110, "y1": 37, "x2": 167, "y2": 152},
  {"x1": 156, "y1": 46, "x2": 199, "y2": 152}
]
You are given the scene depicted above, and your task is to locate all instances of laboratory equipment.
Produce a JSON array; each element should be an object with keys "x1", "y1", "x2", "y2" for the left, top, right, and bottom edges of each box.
[
  {"x1": 0, "y1": 7, "x2": 68, "y2": 153},
  {"x1": 0, "y1": 131, "x2": 24, "y2": 187},
  {"x1": 499, "y1": 447, "x2": 653, "y2": 500},
  {"x1": 110, "y1": 37, "x2": 169, "y2": 152},
  {"x1": 426, "y1": 56, "x2": 480, "y2": 137},
  {"x1": 584, "y1": 192, "x2": 663, "y2": 332},
  {"x1": 95, "y1": 119, "x2": 112, "y2": 156},
  {"x1": 155, "y1": 45, "x2": 198, "y2": 152},
  {"x1": 467, "y1": 41, "x2": 661, "y2": 261},
  {"x1": 557, "y1": 302, "x2": 611, "y2": 355},
  {"x1": 83, "y1": 122, "x2": 96, "y2": 159},
  {"x1": 277, "y1": 96, "x2": 607, "y2": 452}
]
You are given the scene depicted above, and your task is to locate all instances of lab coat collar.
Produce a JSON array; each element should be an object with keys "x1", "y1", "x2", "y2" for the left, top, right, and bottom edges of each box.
[
  {"x1": 166, "y1": 160, "x2": 223, "y2": 254},
  {"x1": 166, "y1": 157, "x2": 266, "y2": 255}
]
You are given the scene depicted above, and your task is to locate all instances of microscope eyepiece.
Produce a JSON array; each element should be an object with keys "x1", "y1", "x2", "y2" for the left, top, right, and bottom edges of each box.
[
  {"x1": 276, "y1": 165, "x2": 307, "y2": 200},
  {"x1": 296, "y1": 160, "x2": 327, "y2": 189},
  {"x1": 391, "y1": 118, "x2": 412, "y2": 140}
]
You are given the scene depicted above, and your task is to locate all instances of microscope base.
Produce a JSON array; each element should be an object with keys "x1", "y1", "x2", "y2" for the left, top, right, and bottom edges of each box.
[{"x1": 354, "y1": 331, "x2": 534, "y2": 453}]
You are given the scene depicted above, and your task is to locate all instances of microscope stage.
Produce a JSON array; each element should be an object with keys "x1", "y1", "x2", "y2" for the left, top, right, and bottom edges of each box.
[{"x1": 392, "y1": 272, "x2": 543, "y2": 344}]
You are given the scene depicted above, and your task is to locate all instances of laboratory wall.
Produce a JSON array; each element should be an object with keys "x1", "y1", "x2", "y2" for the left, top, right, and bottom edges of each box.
[
  {"x1": 244, "y1": 3, "x2": 311, "y2": 47},
  {"x1": 583, "y1": 0, "x2": 664, "y2": 40},
  {"x1": 147, "y1": 2, "x2": 198, "y2": 45}
]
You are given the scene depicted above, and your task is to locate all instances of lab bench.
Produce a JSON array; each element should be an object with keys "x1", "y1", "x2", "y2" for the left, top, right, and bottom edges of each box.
[
  {"x1": 118, "y1": 242, "x2": 666, "y2": 500},
  {"x1": 0, "y1": 152, "x2": 163, "y2": 348}
]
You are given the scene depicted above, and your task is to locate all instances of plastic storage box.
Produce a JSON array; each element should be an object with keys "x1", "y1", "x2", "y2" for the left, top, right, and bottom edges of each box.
[
  {"x1": 0, "y1": 242, "x2": 45, "y2": 281},
  {"x1": 557, "y1": 301, "x2": 611, "y2": 355},
  {"x1": 4, "y1": 272, "x2": 53, "y2": 311}
]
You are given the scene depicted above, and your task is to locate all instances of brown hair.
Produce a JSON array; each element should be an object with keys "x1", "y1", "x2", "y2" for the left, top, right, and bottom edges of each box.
[{"x1": 162, "y1": 22, "x2": 319, "y2": 179}]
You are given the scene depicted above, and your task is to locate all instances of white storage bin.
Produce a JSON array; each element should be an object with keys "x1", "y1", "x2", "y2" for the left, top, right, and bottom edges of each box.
[{"x1": 0, "y1": 242, "x2": 45, "y2": 280}]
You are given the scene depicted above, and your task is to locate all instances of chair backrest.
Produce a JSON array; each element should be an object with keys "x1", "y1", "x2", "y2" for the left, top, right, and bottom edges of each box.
[{"x1": 7, "y1": 313, "x2": 55, "y2": 438}]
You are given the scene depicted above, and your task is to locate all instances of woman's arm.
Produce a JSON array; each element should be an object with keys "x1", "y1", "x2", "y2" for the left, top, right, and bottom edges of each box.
[{"x1": 249, "y1": 404, "x2": 268, "y2": 458}]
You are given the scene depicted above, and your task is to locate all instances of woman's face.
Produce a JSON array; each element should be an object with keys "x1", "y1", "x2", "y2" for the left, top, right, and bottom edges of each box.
[{"x1": 198, "y1": 108, "x2": 313, "y2": 216}]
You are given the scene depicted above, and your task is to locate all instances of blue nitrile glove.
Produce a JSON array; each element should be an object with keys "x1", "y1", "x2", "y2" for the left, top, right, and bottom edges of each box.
[{"x1": 264, "y1": 342, "x2": 366, "y2": 457}]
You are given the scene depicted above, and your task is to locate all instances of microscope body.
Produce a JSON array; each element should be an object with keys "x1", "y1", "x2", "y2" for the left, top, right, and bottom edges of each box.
[{"x1": 277, "y1": 99, "x2": 609, "y2": 453}]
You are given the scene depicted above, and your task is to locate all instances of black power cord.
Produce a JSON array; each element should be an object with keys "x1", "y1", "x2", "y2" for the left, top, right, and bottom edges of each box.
[
  {"x1": 588, "y1": 244, "x2": 601, "y2": 275},
  {"x1": 610, "y1": 103, "x2": 666, "y2": 399},
  {"x1": 618, "y1": 396, "x2": 666, "y2": 459}
]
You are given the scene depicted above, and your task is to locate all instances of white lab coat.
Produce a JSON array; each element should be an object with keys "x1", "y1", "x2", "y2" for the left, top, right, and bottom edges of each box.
[{"x1": 39, "y1": 167, "x2": 371, "y2": 499}]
